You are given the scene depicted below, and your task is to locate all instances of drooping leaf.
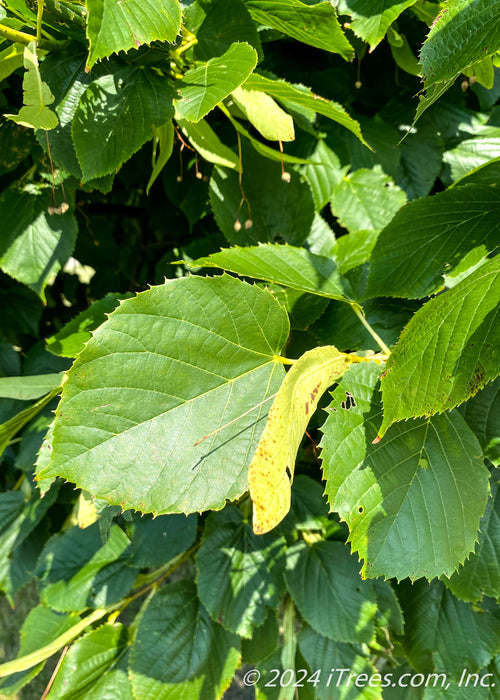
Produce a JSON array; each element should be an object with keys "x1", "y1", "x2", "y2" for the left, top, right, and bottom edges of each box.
[
  {"x1": 46, "y1": 292, "x2": 133, "y2": 358},
  {"x1": 147, "y1": 121, "x2": 176, "y2": 194},
  {"x1": 43, "y1": 624, "x2": 131, "y2": 699},
  {"x1": 196, "y1": 507, "x2": 287, "y2": 637},
  {"x1": 0, "y1": 606, "x2": 80, "y2": 696},
  {"x1": 444, "y1": 468, "x2": 500, "y2": 602},
  {"x1": 0, "y1": 388, "x2": 61, "y2": 458},
  {"x1": 249, "y1": 346, "x2": 350, "y2": 534},
  {"x1": 86, "y1": 0, "x2": 182, "y2": 69},
  {"x1": 285, "y1": 540, "x2": 377, "y2": 643},
  {"x1": 244, "y1": 73, "x2": 367, "y2": 145},
  {"x1": 231, "y1": 85, "x2": 295, "y2": 141},
  {"x1": 175, "y1": 116, "x2": 239, "y2": 170},
  {"x1": 320, "y1": 362, "x2": 490, "y2": 580},
  {"x1": 378, "y1": 255, "x2": 500, "y2": 437},
  {"x1": 398, "y1": 579, "x2": 500, "y2": 678},
  {"x1": 0, "y1": 373, "x2": 64, "y2": 400},
  {"x1": 188, "y1": 244, "x2": 356, "y2": 304},
  {"x1": 72, "y1": 66, "x2": 176, "y2": 182},
  {"x1": 209, "y1": 145, "x2": 315, "y2": 246},
  {"x1": 129, "y1": 581, "x2": 241, "y2": 700},
  {"x1": 175, "y1": 43, "x2": 258, "y2": 122},
  {"x1": 419, "y1": 0, "x2": 500, "y2": 87},
  {"x1": 338, "y1": 0, "x2": 418, "y2": 51},
  {"x1": 329, "y1": 168, "x2": 407, "y2": 234},
  {"x1": 366, "y1": 184, "x2": 500, "y2": 299},
  {"x1": 35, "y1": 523, "x2": 137, "y2": 612},
  {"x1": 39, "y1": 275, "x2": 289, "y2": 515},
  {"x1": 0, "y1": 185, "x2": 77, "y2": 301},
  {"x1": 5, "y1": 41, "x2": 58, "y2": 130},
  {"x1": 245, "y1": 0, "x2": 354, "y2": 60}
]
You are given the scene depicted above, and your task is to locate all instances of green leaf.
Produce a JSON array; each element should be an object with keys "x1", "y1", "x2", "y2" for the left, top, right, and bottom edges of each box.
[
  {"x1": 245, "y1": 0, "x2": 354, "y2": 60},
  {"x1": 378, "y1": 256, "x2": 500, "y2": 437},
  {"x1": 284, "y1": 540, "x2": 377, "y2": 643},
  {"x1": 175, "y1": 116, "x2": 239, "y2": 170},
  {"x1": 73, "y1": 66, "x2": 176, "y2": 182},
  {"x1": 5, "y1": 41, "x2": 58, "y2": 130},
  {"x1": 36, "y1": 523, "x2": 137, "y2": 611},
  {"x1": 301, "y1": 139, "x2": 345, "y2": 210},
  {"x1": 129, "y1": 581, "x2": 241, "y2": 700},
  {"x1": 43, "y1": 623, "x2": 130, "y2": 699},
  {"x1": 127, "y1": 513, "x2": 198, "y2": 568},
  {"x1": 453, "y1": 157, "x2": 500, "y2": 188},
  {"x1": 86, "y1": 0, "x2": 182, "y2": 69},
  {"x1": 249, "y1": 346, "x2": 350, "y2": 534},
  {"x1": 445, "y1": 468, "x2": 500, "y2": 602},
  {"x1": 147, "y1": 121, "x2": 175, "y2": 195},
  {"x1": 196, "y1": 507, "x2": 286, "y2": 637},
  {"x1": 0, "y1": 372, "x2": 64, "y2": 400},
  {"x1": 244, "y1": 73, "x2": 366, "y2": 145},
  {"x1": 338, "y1": 0, "x2": 418, "y2": 51},
  {"x1": 175, "y1": 43, "x2": 258, "y2": 123},
  {"x1": 298, "y1": 625, "x2": 381, "y2": 700},
  {"x1": 231, "y1": 85, "x2": 295, "y2": 141},
  {"x1": 0, "y1": 606, "x2": 80, "y2": 696},
  {"x1": 0, "y1": 185, "x2": 77, "y2": 301},
  {"x1": 0, "y1": 42, "x2": 24, "y2": 83},
  {"x1": 461, "y1": 378, "x2": 500, "y2": 465},
  {"x1": 443, "y1": 134, "x2": 500, "y2": 183},
  {"x1": 320, "y1": 362, "x2": 490, "y2": 580},
  {"x1": 419, "y1": 0, "x2": 500, "y2": 87},
  {"x1": 366, "y1": 184, "x2": 500, "y2": 299},
  {"x1": 46, "y1": 293, "x2": 133, "y2": 358},
  {"x1": 209, "y1": 145, "x2": 315, "y2": 246},
  {"x1": 188, "y1": 244, "x2": 356, "y2": 304},
  {"x1": 39, "y1": 276, "x2": 289, "y2": 515},
  {"x1": 398, "y1": 579, "x2": 500, "y2": 677},
  {"x1": 0, "y1": 387, "x2": 61, "y2": 458},
  {"x1": 330, "y1": 168, "x2": 407, "y2": 234}
]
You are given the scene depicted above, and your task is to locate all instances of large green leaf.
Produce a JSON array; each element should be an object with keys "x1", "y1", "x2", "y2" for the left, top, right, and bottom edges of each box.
[
  {"x1": 338, "y1": 0, "x2": 418, "y2": 50},
  {"x1": 129, "y1": 581, "x2": 240, "y2": 700},
  {"x1": 0, "y1": 185, "x2": 77, "y2": 301},
  {"x1": 419, "y1": 0, "x2": 500, "y2": 87},
  {"x1": 245, "y1": 0, "x2": 354, "y2": 59},
  {"x1": 366, "y1": 184, "x2": 500, "y2": 299},
  {"x1": 72, "y1": 66, "x2": 176, "y2": 182},
  {"x1": 196, "y1": 507, "x2": 286, "y2": 637},
  {"x1": 189, "y1": 0, "x2": 261, "y2": 62},
  {"x1": 86, "y1": 0, "x2": 181, "y2": 69},
  {"x1": 189, "y1": 244, "x2": 356, "y2": 304},
  {"x1": 378, "y1": 256, "x2": 500, "y2": 437},
  {"x1": 39, "y1": 276, "x2": 289, "y2": 515},
  {"x1": 209, "y1": 145, "x2": 315, "y2": 246},
  {"x1": 284, "y1": 540, "x2": 377, "y2": 643},
  {"x1": 445, "y1": 468, "x2": 500, "y2": 602},
  {"x1": 329, "y1": 168, "x2": 407, "y2": 234},
  {"x1": 244, "y1": 73, "x2": 366, "y2": 145},
  {"x1": 44, "y1": 623, "x2": 131, "y2": 699},
  {"x1": 35, "y1": 523, "x2": 137, "y2": 611},
  {"x1": 320, "y1": 362, "x2": 490, "y2": 580},
  {"x1": 398, "y1": 579, "x2": 500, "y2": 678},
  {"x1": 175, "y1": 43, "x2": 257, "y2": 123}
]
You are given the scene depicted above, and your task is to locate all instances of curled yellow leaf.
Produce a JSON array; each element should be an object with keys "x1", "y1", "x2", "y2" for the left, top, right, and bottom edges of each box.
[{"x1": 249, "y1": 345, "x2": 349, "y2": 534}]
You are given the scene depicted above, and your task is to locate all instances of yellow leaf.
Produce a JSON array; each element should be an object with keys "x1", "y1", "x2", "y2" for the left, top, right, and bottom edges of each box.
[
  {"x1": 231, "y1": 85, "x2": 295, "y2": 142},
  {"x1": 249, "y1": 345, "x2": 349, "y2": 534}
]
